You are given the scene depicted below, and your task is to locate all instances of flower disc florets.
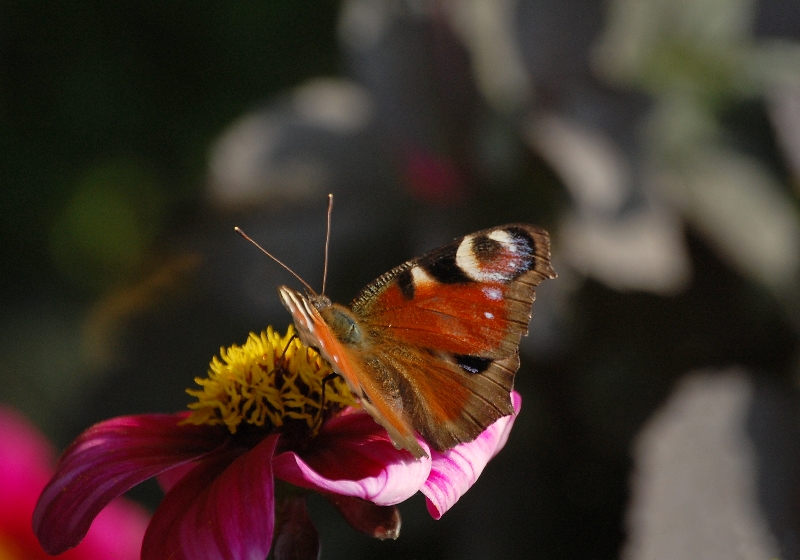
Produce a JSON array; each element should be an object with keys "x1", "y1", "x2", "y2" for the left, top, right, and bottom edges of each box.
[{"x1": 184, "y1": 325, "x2": 356, "y2": 436}]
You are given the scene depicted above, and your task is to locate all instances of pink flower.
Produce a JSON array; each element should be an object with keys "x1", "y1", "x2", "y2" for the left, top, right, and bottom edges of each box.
[
  {"x1": 33, "y1": 327, "x2": 521, "y2": 560},
  {"x1": 0, "y1": 406, "x2": 148, "y2": 560}
]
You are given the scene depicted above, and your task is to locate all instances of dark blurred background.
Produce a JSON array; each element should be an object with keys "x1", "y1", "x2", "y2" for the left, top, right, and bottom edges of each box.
[{"x1": 3, "y1": 0, "x2": 800, "y2": 558}]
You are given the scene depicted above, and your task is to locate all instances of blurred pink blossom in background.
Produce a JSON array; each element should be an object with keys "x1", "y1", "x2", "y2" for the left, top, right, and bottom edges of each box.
[{"x1": 0, "y1": 406, "x2": 148, "y2": 560}]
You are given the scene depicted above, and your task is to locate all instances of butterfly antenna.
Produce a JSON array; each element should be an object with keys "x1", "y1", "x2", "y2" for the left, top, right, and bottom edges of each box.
[
  {"x1": 234, "y1": 227, "x2": 316, "y2": 294},
  {"x1": 321, "y1": 193, "x2": 333, "y2": 295}
]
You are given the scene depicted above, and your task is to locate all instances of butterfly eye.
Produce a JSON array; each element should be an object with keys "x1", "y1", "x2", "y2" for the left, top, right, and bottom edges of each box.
[{"x1": 323, "y1": 305, "x2": 364, "y2": 346}]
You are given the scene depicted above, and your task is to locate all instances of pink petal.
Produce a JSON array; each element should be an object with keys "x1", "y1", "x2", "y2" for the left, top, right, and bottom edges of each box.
[
  {"x1": 272, "y1": 497, "x2": 320, "y2": 560},
  {"x1": 142, "y1": 434, "x2": 279, "y2": 560},
  {"x1": 74, "y1": 497, "x2": 150, "y2": 560},
  {"x1": 325, "y1": 494, "x2": 401, "y2": 540},
  {"x1": 0, "y1": 407, "x2": 148, "y2": 560},
  {"x1": 0, "y1": 406, "x2": 55, "y2": 532},
  {"x1": 273, "y1": 411, "x2": 431, "y2": 505},
  {"x1": 421, "y1": 391, "x2": 522, "y2": 519},
  {"x1": 33, "y1": 413, "x2": 226, "y2": 555}
]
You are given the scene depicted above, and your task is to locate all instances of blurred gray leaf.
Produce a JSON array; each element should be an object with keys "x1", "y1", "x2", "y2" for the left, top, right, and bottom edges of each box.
[
  {"x1": 623, "y1": 370, "x2": 781, "y2": 560},
  {"x1": 559, "y1": 206, "x2": 691, "y2": 294},
  {"x1": 654, "y1": 148, "x2": 800, "y2": 291}
]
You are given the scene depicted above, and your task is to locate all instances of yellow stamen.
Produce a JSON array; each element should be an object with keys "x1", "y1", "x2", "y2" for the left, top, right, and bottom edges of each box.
[{"x1": 183, "y1": 325, "x2": 357, "y2": 435}]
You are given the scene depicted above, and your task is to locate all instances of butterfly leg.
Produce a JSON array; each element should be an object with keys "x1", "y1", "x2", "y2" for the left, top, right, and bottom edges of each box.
[
  {"x1": 279, "y1": 332, "x2": 299, "y2": 361},
  {"x1": 314, "y1": 372, "x2": 340, "y2": 430}
]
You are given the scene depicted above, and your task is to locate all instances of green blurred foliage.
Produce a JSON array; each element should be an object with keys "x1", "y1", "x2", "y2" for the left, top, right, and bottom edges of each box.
[{"x1": 49, "y1": 159, "x2": 164, "y2": 290}]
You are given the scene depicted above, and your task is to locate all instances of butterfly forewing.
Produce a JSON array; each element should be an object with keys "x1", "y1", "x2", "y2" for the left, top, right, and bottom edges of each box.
[{"x1": 345, "y1": 224, "x2": 555, "y2": 454}]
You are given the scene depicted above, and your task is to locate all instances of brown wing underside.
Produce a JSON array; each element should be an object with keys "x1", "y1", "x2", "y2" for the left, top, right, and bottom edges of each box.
[{"x1": 366, "y1": 340, "x2": 520, "y2": 452}]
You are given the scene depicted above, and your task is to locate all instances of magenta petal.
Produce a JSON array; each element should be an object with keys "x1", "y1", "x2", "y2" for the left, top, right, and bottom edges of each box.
[
  {"x1": 157, "y1": 461, "x2": 197, "y2": 492},
  {"x1": 421, "y1": 391, "x2": 522, "y2": 519},
  {"x1": 142, "y1": 434, "x2": 279, "y2": 560},
  {"x1": 273, "y1": 497, "x2": 320, "y2": 560},
  {"x1": 273, "y1": 411, "x2": 431, "y2": 505},
  {"x1": 33, "y1": 413, "x2": 226, "y2": 555}
]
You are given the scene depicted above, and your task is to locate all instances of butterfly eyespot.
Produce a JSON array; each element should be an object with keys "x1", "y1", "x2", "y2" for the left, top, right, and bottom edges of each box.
[
  {"x1": 487, "y1": 229, "x2": 513, "y2": 244},
  {"x1": 455, "y1": 235, "x2": 483, "y2": 280},
  {"x1": 472, "y1": 233, "x2": 504, "y2": 261},
  {"x1": 452, "y1": 226, "x2": 538, "y2": 283},
  {"x1": 422, "y1": 245, "x2": 472, "y2": 284},
  {"x1": 488, "y1": 230, "x2": 518, "y2": 254}
]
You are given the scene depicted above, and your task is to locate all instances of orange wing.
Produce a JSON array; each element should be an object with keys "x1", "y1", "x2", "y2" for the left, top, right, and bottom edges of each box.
[{"x1": 346, "y1": 225, "x2": 555, "y2": 455}]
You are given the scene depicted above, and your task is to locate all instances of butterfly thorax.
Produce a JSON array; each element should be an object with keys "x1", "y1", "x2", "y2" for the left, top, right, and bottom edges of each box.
[
  {"x1": 278, "y1": 286, "x2": 367, "y2": 360},
  {"x1": 279, "y1": 286, "x2": 372, "y2": 415}
]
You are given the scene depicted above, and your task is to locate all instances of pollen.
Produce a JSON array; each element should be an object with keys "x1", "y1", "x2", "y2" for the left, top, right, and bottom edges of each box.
[{"x1": 183, "y1": 325, "x2": 357, "y2": 435}]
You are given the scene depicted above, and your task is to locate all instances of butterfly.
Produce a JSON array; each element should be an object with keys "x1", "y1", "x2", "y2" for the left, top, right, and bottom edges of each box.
[{"x1": 238, "y1": 215, "x2": 555, "y2": 459}]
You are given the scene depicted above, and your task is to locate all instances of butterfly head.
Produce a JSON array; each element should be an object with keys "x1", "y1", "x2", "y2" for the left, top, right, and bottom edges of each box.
[
  {"x1": 278, "y1": 285, "x2": 365, "y2": 352},
  {"x1": 278, "y1": 286, "x2": 325, "y2": 349}
]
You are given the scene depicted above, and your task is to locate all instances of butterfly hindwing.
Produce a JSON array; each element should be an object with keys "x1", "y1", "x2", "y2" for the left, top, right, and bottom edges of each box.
[{"x1": 363, "y1": 341, "x2": 521, "y2": 453}]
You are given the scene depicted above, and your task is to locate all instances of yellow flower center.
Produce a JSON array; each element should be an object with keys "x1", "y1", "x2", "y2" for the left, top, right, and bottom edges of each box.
[{"x1": 183, "y1": 325, "x2": 357, "y2": 435}]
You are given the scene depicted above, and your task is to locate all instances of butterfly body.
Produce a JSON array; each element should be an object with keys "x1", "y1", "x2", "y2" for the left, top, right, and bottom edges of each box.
[{"x1": 279, "y1": 224, "x2": 555, "y2": 459}]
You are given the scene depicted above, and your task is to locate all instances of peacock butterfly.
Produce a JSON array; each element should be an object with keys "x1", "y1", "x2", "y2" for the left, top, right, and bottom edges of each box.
[{"x1": 238, "y1": 204, "x2": 555, "y2": 459}]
